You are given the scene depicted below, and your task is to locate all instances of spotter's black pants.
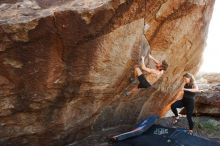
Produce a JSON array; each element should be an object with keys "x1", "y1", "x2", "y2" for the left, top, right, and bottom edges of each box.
[{"x1": 171, "y1": 97, "x2": 194, "y2": 130}]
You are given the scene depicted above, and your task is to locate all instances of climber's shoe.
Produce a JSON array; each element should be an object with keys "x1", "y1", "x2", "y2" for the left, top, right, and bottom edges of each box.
[
  {"x1": 188, "y1": 130, "x2": 193, "y2": 135},
  {"x1": 172, "y1": 116, "x2": 180, "y2": 125}
]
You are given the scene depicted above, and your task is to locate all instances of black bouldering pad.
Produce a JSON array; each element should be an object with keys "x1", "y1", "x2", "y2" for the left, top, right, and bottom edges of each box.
[{"x1": 111, "y1": 125, "x2": 220, "y2": 146}]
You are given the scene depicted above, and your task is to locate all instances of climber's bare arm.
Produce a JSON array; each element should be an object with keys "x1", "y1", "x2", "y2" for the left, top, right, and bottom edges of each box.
[
  {"x1": 184, "y1": 84, "x2": 204, "y2": 93},
  {"x1": 149, "y1": 54, "x2": 160, "y2": 64},
  {"x1": 141, "y1": 56, "x2": 157, "y2": 74}
]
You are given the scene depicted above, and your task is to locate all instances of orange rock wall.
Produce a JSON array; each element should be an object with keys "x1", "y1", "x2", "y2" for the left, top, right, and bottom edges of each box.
[{"x1": 0, "y1": 0, "x2": 215, "y2": 145}]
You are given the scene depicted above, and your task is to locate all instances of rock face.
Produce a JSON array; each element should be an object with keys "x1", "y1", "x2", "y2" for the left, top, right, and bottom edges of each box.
[
  {"x1": 195, "y1": 74, "x2": 220, "y2": 116},
  {"x1": 199, "y1": 73, "x2": 220, "y2": 84},
  {"x1": 195, "y1": 85, "x2": 220, "y2": 116},
  {"x1": 0, "y1": 0, "x2": 215, "y2": 145}
]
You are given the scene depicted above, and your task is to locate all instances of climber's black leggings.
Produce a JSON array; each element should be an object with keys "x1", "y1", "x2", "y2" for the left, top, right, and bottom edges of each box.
[{"x1": 171, "y1": 97, "x2": 194, "y2": 130}]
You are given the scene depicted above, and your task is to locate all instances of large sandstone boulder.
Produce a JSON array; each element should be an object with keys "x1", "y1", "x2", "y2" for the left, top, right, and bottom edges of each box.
[
  {"x1": 0, "y1": 0, "x2": 215, "y2": 145},
  {"x1": 198, "y1": 73, "x2": 220, "y2": 84},
  {"x1": 195, "y1": 86, "x2": 220, "y2": 116}
]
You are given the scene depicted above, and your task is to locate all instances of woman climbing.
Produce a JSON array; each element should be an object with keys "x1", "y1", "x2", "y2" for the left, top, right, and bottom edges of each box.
[
  {"x1": 171, "y1": 73, "x2": 203, "y2": 134},
  {"x1": 125, "y1": 54, "x2": 168, "y2": 96}
]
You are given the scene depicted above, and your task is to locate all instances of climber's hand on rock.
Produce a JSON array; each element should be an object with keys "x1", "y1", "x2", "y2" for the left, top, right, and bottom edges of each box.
[
  {"x1": 141, "y1": 56, "x2": 145, "y2": 61},
  {"x1": 200, "y1": 89, "x2": 205, "y2": 93}
]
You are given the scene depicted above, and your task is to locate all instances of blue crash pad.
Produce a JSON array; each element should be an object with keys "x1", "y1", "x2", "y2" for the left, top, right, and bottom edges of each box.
[
  {"x1": 111, "y1": 125, "x2": 220, "y2": 146},
  {"x1": 112, "y1": 115, "x2": 159, "y2": 141}
]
